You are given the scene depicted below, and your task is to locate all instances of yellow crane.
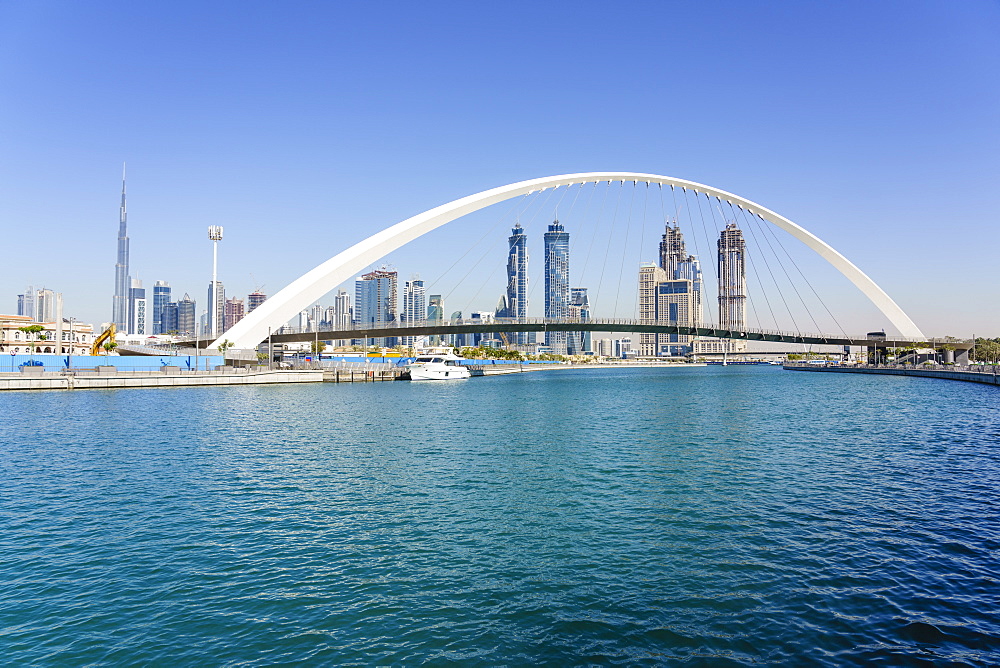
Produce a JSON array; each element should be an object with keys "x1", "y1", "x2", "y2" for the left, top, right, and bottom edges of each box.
[{"x1": 90, "y1": 324, "x2": 116, "y2": 356}]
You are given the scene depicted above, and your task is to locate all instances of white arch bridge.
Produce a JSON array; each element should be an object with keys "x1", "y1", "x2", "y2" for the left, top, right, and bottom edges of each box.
[
  {"x1": 241, "y1": 318, "x2": 971, "y2": 352},
  {"x1": 210, "y1": 172, "x2": 935, "y2": 351}
]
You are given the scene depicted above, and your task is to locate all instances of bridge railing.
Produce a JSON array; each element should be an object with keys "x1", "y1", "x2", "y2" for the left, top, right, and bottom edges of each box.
[{"x1": 259, "y1": 317, "x2": 970, "y2": 346}]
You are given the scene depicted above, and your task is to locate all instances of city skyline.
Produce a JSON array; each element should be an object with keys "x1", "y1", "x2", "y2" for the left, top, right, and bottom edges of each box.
[{"x1": 1, "y1": 3, "x2": 997, "y2": 336}]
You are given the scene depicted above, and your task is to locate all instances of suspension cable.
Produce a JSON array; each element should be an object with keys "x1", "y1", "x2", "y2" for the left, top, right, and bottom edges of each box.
[
  {"x1": 613, "y1": 181, "x2": 637, "y2": 319},
  {"x1": 733, "y1": 201, "x2": 818, "y2": 335},
  {"x1": 720, "y1": 198, "x2": 797, "y2": 334},
  {"x1": 595, "y1": 180, "x2": 624, "y2": 309},
  {"x1": 690, "y1": 187, "x2": 722, "y2": 327},
  {"x1": 750, "y1": 209, "x2": 850, "y2": 340},
  {"x1": 718, "y1": 198, "x2": 775, "y2": 333}
]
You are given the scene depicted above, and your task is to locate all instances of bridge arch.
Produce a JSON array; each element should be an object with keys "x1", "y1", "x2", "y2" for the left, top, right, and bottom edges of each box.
[{"x1": 216, "y1": 172, "x2": 924, "y2": 349}]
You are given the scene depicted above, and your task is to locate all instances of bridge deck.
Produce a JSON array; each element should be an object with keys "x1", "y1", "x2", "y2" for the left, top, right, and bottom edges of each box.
[{"x1": 180, "y1": 319, "x2": 971, "y2": 350}]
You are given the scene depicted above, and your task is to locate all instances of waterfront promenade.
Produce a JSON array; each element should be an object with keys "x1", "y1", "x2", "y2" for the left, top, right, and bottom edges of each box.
[
  {"x1": 0, "y1": 367, "x2": 322, "y2": 391},
  {"x1": 784, "y1": 362, "x2": 1000, "y2": 386},
  {"x1": 0, "y1": 360, "x2": 709, "y2": 391}
]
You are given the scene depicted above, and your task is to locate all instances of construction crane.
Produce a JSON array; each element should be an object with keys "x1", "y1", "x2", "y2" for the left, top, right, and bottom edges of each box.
[{"x1": 90, "y1": 324, "x2": 116, "y2": 356}]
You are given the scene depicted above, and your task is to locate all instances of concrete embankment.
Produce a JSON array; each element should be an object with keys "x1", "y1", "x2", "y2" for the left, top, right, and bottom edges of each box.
[
  {"x1": 0, "y1": 369, "x2": 323, "y2": 391},
  {"x1": 784, "y1": 364, "x2": 1000, "y2": 386},
  {"x1": 471, "y1": 362, "x2": 707, "y2": 376}
]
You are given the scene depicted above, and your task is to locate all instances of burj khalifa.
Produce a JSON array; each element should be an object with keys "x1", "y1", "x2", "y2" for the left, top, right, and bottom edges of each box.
[{"x1": 111, "y1": 164, "x2": 129, "y2": 331}]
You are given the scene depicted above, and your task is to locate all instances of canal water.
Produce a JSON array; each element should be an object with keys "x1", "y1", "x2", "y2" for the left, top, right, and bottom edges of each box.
[{"x1": 2, "y1": 366, "x2": 998, "y2": 665}]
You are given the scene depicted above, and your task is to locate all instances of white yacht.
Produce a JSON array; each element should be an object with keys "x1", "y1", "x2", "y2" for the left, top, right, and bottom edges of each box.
[{"x1": 407, "y1": 353, "x2": 472, "y2": 381}]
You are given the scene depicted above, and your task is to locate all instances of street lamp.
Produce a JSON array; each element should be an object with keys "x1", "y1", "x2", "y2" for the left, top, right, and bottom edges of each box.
[{"x1": 208, "y1": 226, "x2": 224, "y2": 339}]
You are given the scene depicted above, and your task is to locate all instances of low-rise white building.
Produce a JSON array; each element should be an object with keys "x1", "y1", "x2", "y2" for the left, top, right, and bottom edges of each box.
[
  {"x1": 692, "y1": 338, "x2": 748, "y2": 355},
  {"x1": 0, "y1": 315, "x2": 95, "y2": 355}
]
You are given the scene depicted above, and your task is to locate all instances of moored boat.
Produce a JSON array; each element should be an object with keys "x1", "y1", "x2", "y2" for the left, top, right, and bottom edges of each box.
[{"x1": 407, "y1": 353, "x2": 472, "y2": 381}]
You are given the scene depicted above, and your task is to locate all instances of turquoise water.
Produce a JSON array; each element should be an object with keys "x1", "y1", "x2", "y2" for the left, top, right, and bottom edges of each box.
[{"x1": 2, "y1": 366, "x2": 998, "y2": 665}]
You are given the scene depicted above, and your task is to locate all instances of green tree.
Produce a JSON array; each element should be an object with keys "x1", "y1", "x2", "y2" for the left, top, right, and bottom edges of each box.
[
  {"x1": 103, "y1": 341, "x2": 118, "y2": 356},
  {"x1": 17, "y1": 324, "x2": 45, "y2": 364},
  {"x1": 217, "y1": 339, "x2": 234, "y2": 356},
  {"x1": 972, "y1": 338, "x2": 1000, "y2": 364}
]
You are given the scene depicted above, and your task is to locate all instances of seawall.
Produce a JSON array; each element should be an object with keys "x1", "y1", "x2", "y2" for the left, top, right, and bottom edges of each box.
[
  {"x1": 0, "y1": 369, "x2": 323, "y2": 391},
  {"x1": 784, "y1": 364, "x2": 1000, "y2": 386}
]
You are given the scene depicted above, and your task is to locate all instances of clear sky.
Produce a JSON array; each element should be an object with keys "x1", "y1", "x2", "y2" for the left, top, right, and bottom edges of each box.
[{"x1": 1, "y1": 0, "x2": 998, "y2": 337}]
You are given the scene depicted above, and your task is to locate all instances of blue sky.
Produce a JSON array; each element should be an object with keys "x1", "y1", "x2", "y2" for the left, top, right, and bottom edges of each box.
[{"x1": 1, "y1": 1, "x2": 998, "y2": 337}]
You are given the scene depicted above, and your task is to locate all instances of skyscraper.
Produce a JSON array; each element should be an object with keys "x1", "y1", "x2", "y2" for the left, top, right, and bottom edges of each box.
[
  {"x1": 641, "y1": 223, "x2": 706, "y2": 356},
  {"x1": 162, "y1": 302, "x2": 178, "y2": 334},
  {"x1": 566, "y1": 288, "x2": 594, "y2": 355},
  {"x1": 427, "y1": 294, "x2": 443, "y2": 346},
  {"x1": 638, "y1": 264, "x2": 668, "y2": 356},
  {"x1": 112, "y1": 165, "x2": 129, "y2": 332},
  {"x1": 543, "y1": 219, "x2": 570, "y2": 354},
  {"x1": 128, "y1": 278, "x2": 147, "y2": 336},
  {"x1": 332, "y1": 288, "x2": 353, "y2": 347},
  {"x1": 310, "y1": 303, "x2": 324, "y2": 331},
  {"x1": 207, "y1": 281, "x2": 225, "y2": 336},
  {"x1": 225, "y1": 297, "x2": 245, "y2": 331},
  {"x1": 402, "y1": 279, "x2": 426, "y2": 347},
  {"x1": 355, "y1": 268, "x2": 398, "y2": 347},
  {"x1": 506, "y1": 223, "x2": 530, "y2": 346},
  {"x1": 16, "y1": 286, "x2": 35, "y2": 320},
  {"x1": 152, "y1": 280, "x2": 171, "y2": 334},
  {"x1": 247, "y1": 290, "x2": 267, "y2": 313},
  {"x1": 176, "y1": 293, "x2": 196, "y2": 336},
  {"x1": 655, "y1": 278, "x2": 699, "y2": 356},
  {"x1": 718, "y1": 223, "x2": 747, "y2": 330},
  {"x1": 568, "y1": 287, "x2": 591, "y2": 355},
  {"x1": 450, "y1": 310, "x2": 463, "y2": 348},
  {"x1": 659, "y1": 222, "x2": 686, "y2": 277}
]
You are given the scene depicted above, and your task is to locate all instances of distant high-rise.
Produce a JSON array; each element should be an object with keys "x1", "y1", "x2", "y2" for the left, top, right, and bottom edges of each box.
[
  {"x1": 112, "y1": 165, "x2": 130, "y2": 331},
  {"x1": 16, "y1": 286, "x2": 35, "y2": 320},
  {"x1": 176, "y1": 293, "x2": 196, "y2": 336},
  {"x1": 614, "y1": 337, "x2": 632, "y2": 358},
  {"x1": 333, "y1": 289, "x2": 352, "y2": 328},
  {"x1": 427, "y1": 294, "x2": 443, "y2": 346},
  {"x1": 640, "y1": 222, "x2": 705, "y2": 357},
  {"x1": 355, "y1": 268, "x2": 398, "y2": 347},
  {"x1": 310, "y1": 304, "x2": 324, "y2": 331},
  {"x1": 638, "y1": 264, "x2": 668, "y2": 356},
  {"x1": 718, "y1": 223, "x2": 747, "y2": 330},
  {"x1": 152, "y1": 280, "x2": 171, "y2": 334},
  {"x1": 506, "y1": 223, "x2": 530, "y2": 346},
  {"x1": 128, "y1": 278, "x2": 147, "y2": 336},
  {"x1": 568, "y1": 287, "x2": 591, "y2": 355},
  {"x1": 449, "y1": 310, "x2": 463, "y2": 348},
  {"x1": 659, "y1": 222, "x2": 686, "y2": 277},
  {"x1": 17, "y1": 286, "x2": 61, "y2": 323},
  {"x1": 225, "y1": 297, "x2": 245, "y2": 331},
  {"x1": 247, "y1": 291, "x2": 267, "y2": 313},
  {"x1": 207, "y1": 281, "x2": 225, "y2": 336},
  {"x1": 402, "y1": 279, "x2": 426, "y2": 347},
  {"x1": 655, "y1": 278, "x2": 699, "y2": 356},
  {"x1": 162, "y1": 302, "x2": 178, "y2": 334},
  {"x1": 595, "y1": 338, "x2": 614, "y2": 357},
  {"x1": 543, "y1": 219, "x2": 570, "y2": 355},
  {"x1": 331, "y1": 289, "x2": 352, "y2": 347}
]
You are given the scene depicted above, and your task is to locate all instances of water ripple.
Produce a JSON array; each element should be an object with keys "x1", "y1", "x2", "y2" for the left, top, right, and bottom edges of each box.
[{"x1": 1, "y1": 367, "x2": 998, "y2": 665}]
